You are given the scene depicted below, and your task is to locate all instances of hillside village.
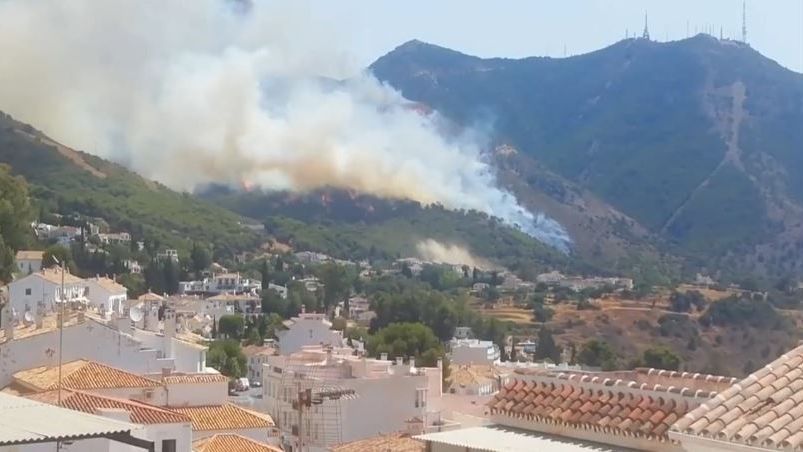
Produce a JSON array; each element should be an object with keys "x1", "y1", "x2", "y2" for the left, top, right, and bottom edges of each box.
[
  {"x1": 1, "y1": 202, "x2": 803, "y2": 452},
  {"x1": 0, "y1": 0, "x2": 801, "y2": 449}
]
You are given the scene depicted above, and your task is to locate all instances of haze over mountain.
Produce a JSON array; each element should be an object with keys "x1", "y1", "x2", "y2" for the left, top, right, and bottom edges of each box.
[{"x1": 371, "y1": 35, "x2": 803, "y2": 279}]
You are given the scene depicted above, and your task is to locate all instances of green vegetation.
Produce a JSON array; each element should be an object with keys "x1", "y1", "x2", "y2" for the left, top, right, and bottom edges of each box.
[
  {"x1": 0, "y1": 113, "x2": 260, "y2": 258},
  {"x1": 576, "y1": 339, "x2": 618, "y2": 371},
  {"x1": 367, "y1": 322, "x2": 444, "y2": 365},
  {"x1": 699, "y1": 295, "x2": 788, "y2": 330},
  {"x1": 0, "y1": 164, "x2": 33, "y2": 282},
  {"x1": 641, "y1": 346, "x2": 681, "y2": 371},
  {"x1": 668, "y1": 290, "x2": 706, "y2": 313},
  {"x1": 371, "y1": 37, "x2": 803, "y2": 279},
  {"x1": 207, "y1": 340, "x2": 247, "y2": 378},
  {"x1": 218, "y1": 315, "x2": 246, "y2": 340}
]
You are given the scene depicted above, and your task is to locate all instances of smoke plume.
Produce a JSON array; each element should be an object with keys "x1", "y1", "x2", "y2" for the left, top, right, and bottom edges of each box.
[
  {"x1": 415, "y1": 239, "x2": 492, "y2": 270},
  {"x1": 0, "y1": 0, "x2": 571, "y2": 251}
]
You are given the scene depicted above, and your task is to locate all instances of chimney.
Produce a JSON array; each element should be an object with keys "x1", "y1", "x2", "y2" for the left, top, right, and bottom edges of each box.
[
  {"x1": 117, "y1": 317, "x2": 131, "y2": 335},
  {"x1": 436, "y1": 359, "x2": 443, "y2": 370},
  {"x1": 395, "y1": 356, "x2": 403, "y2": 366},
  {"x1": 164, "y1": 308, "x2": 176, "y2": 338},
  {"x1": 380, "y1": 352, "x2": 388, "y2": 361},
  {"x1": 163, "y1": 307, "x2": 176, "y2": 359},
  {"x1": 77, "y1": 311, "x2": 85, "y2": 323},
  {"x1": 2, "y1": 303, "x2": 13, "y2": 340}
]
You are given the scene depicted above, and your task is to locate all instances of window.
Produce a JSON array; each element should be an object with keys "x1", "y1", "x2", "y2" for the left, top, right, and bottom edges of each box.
[
  {"x1": 161, "y1": 439, "x2": 176, "y2": 452},
  {"x1": 25, "y1": 288, "x2": 31, "y2": 296}
]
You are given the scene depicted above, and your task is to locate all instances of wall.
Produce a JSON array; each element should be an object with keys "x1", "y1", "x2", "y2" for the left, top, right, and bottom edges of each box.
[
  {"x1": 0, "y1": 319, "x2": 162, "y2": 387},
  {"x1": 276, "y1": 318, "x2": 343, "y2": 355},
  {"x1": 492, "y1": 413, "x2": 683, "y2": 452},
  {"x1": 0, "y1": 423, "x2": 192, "y2": 452},
  {"x1": 165, "y1": 381, "x2": 227, "y2": 407},
  {"x1": 450, "y1": 344, "x2": 494, "y2": 366}
]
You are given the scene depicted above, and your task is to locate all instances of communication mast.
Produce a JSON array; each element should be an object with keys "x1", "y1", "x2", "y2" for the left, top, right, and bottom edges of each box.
[{"x1": 642, "y1": 11, "x2": 651, "y2": 40}]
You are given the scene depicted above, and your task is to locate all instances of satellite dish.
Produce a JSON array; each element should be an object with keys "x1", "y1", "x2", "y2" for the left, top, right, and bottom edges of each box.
[
  {"x1": 129, "y1": 305, "x2": 144, "y2": 322},
  {"x1": 23, "y1": 311, "x2": 34, "y2": 324}
]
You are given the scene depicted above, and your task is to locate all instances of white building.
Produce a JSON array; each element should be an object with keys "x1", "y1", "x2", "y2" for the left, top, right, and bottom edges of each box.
[
  {"x1": 123, "y1": 259, "x2": 142, "y2": 274},
  {"x1": 0, "y1": 308, "x2": 208, "y2": 388},
  {"x1": 14, "y1": 250, "x2": 43, "y2": 274},
  {"x1": 243, "y1": 345, "x2": 276, "y2": 384},
  {"x1": 85, "y1": 276, "x2": 128, "y2": 317},
  {"x1": 275, "y1": 311, "x2": 345, "y2": 356},
  {"x1": 97, "y1": 232, "x2": 131, "y2": 245},
  {"x1": 6, "y1": 268, "x2": 87, "y2": 315},
  {"x1": 449, "y1": 339, "x2": 500, "y2": 366},
  {"x1": 26, "y1": 389, "x2": 193, "y2": 452},
  {"x1": 0, "y1": 392, "x2": 148, "y2": 452},
  {"x1": 178, "y1": 273, "x2": 260, "y2": 296},
  {"x1": 156, "y1": 249, "x2": 179, "y2": 262},
  {"x1": 262, "y1": 346, "x2": 443, "y2": 451}
]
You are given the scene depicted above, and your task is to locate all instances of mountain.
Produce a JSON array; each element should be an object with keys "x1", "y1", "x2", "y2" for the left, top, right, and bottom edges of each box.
[
  {"x1": 371, "y1": 36, "x2": 803, "y2": 281},
  {"x1": 0, "y1": 112, "x2": 260, "y2": 255},
  {"x1": 199, "y1": 187, "x2": 593, "y2": 278}
]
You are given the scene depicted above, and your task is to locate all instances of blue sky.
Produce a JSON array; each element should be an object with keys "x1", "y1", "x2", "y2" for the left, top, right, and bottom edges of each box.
[{"x1": 312, "y1": 0, "x2": 803, "y2": 73}]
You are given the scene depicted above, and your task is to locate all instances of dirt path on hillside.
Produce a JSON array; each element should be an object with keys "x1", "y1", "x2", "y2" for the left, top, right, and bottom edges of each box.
[
  {"x1": 15, "y1": 129, "x2": 106, "y2": 178},
  {"x1": 660, "y1": 81, "x2": 746, "y2": 233}
]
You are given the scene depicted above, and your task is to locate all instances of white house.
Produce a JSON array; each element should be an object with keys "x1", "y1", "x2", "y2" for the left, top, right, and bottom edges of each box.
[
  {"x1": 449, "y1": 339, "x2": 500, "y2": 366},
  {"x1": 243, "y1": 345, "x2": 276, "y2": 384},
  {"x1": 26, "y1": 389, "x2": 193, "y2": 452},
  {"x1": 14, "y1": 250, "x2": 43, "y2": 274},
  {"x1": 263, "y1": 347, "x2": 443, "y2": 451},
  {"x1": 6, "y1": 268, "x2": 87, "y2": 315},
  {"x1": 275, "y1": 311, "x2": 345, "y2": 355},
  {"x1": 0, "y1": 308, "x2": 208, "y2": 387},
  {"x1": 85, "y1": 276, "x2": 128, "y2": 316}
]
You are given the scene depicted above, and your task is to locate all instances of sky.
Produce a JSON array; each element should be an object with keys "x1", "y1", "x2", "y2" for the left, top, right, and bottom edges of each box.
[{"x1": 311, "y1": 0, "x2": 803, "y2": 74}]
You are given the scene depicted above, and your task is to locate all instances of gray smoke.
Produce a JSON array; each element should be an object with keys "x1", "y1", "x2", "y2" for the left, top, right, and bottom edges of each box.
[{"x1": 0, "y1": 0, "x2": 571, "y2": 252}]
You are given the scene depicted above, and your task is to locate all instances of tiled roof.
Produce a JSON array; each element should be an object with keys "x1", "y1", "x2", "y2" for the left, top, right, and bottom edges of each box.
[
  {"x1": 671, "y1": 343, "x2": 803, "y2": 450},
  {"x1": 15, "y1": 250, "x2": 43, "y2": 261},
  {"x1": 171, "y1": 403, "x2": 274, "y2": 431},
  {"x1": 163, "y1": 373, "x2": 229, "y2": 384},
  {"x1": 88, "y1": 276, "x2": 127, "y2": 294},
  {"x1": 28, "y1": 390, "x2": 189, "y2": 425},
  {"x1": 137, "y1": 291, "x2": 165, "y2": 302},
  {"x1": 488, "y1": 375, "x2": 705, "y2": 442},
  {"x1": 450, "y1": 365, "x2": 499, "y2": 387},
  {"x1": 332, "y1": 432, "x2": 424, "y2": 452},
  {"x1": 33, "y1": 268, "x2": 84, "y2": 285},
  {"x1": 193, "y1": 433, "x2": 282, "y2": 452},
  {"x1": 13, "y1": 360, "x2": 162, "y2": 392}
]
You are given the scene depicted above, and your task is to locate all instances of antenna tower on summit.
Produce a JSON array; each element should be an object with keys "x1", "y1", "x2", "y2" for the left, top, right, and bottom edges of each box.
[
  {"x1": 742, "y1": 0, "x2": 748, "y2": 44},
  {"x1": 642, "y1": 11, "x2": 650, "y2": 40}
]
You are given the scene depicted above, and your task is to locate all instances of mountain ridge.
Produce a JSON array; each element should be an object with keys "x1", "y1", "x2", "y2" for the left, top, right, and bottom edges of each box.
[{"x1": 371, "y1": 34, "x2": 803, "y2": 281}]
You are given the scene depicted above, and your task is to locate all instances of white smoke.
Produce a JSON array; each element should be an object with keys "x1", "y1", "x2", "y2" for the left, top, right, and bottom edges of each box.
[
  {"x1": 415, "y1": 239, "x2": 492, "y2": 270},
  {"x1": 0, "y1": 0, "x2": 571, "y2": 252}
]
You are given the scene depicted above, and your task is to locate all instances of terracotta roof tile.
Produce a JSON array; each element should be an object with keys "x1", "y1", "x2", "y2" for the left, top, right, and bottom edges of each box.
[
  {"x1": 13, "y1": 360, "x2": 161, "y2": 392},
  {"x1": 488, "y1": 374, "x2": 709, "y2": 443},
  {"x1": 28, "y1": 390, "x2": 189, "y2": 425},
  {"x1": 192, "y1": 433, "x2": 282, "y2": 452},
  {"x1": 671, "y1": 343, "x2": 803, "y2": 450},
  {"x1": 331, "y1": 432, "x2": 424, "y2": 452},
  {"x1": 171, "y1": 403, "x2": 274, "y2": 431},
  {"x1": 163, "y1": 374, "x2": 229, "y2": 384}
]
